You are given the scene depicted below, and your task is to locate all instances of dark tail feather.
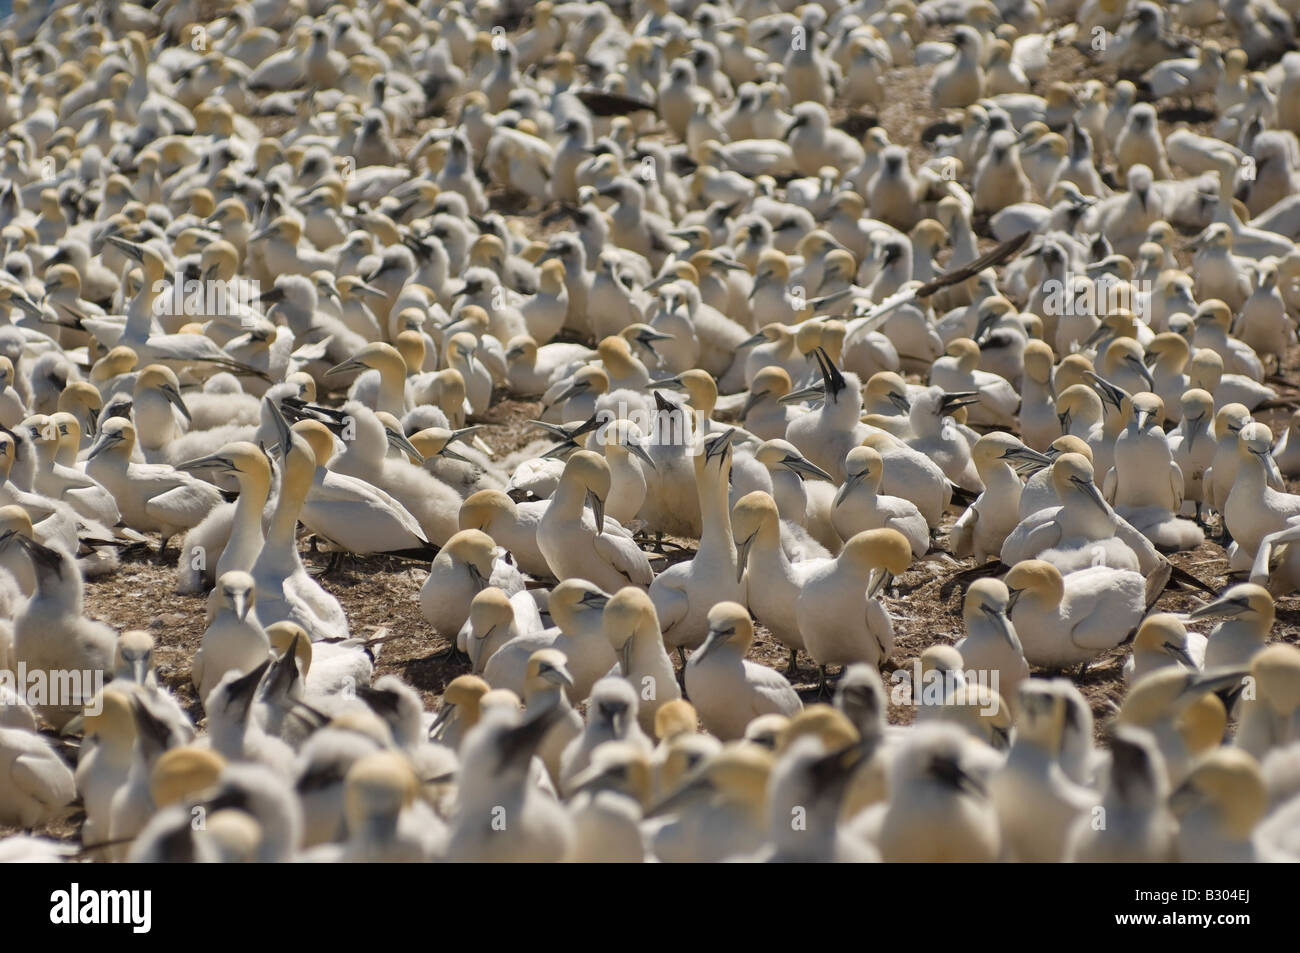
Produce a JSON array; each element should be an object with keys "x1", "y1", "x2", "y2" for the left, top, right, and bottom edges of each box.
[
  {"x1": 939, "y1": 560, "x2": 1005, "y2": 600},
  {"x1": 948, "y1": 484, "x2": 979, "y2": 508},
  {"x1": 1168, "y1": 564, "x2": 1217, "y2": 596}
]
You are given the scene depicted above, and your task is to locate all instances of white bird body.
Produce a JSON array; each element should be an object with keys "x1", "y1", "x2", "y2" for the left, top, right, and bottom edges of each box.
[
  {"x1": 955, "y1": 579, "x2": 1030, "y2": 710},
  {"x1": 651, "y1": 434, "x2": 744, "y2": 652},
  {"x1": 832, "y1": 447, "x2": 929, "y2": 558},
  {"x1": 0, "y1": 726, "x2": 75, "y2": 827},
  {"x1": 86, "y1": 418, "x2": 222, "y2": 549},
  {"x1": 685, "y1": 603, "x2": 801, "y2": 741},
  {"x1": 1006, "y1": 562, "x2": 1146, "y2": 668},
  {"x1": 990, "y1": 686, "x2": 1095, "y2": 862},
  {"x1": 419, "y1": 530, "x2": 524, "y2": 641},
  {"x1": 795, "y1": 529, "x2": 911, "y2": 672},
  {"x1": 537, "y1": 452, "x2": 652, "y2": 593},
  {"x1": 192, "y1": 572, "x2": 271, "y2": 708}
]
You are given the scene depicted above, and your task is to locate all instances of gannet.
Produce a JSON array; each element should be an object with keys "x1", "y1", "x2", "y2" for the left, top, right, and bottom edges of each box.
[
  {"x1": 429, "y1": 675, "x2": 491, "y2": 754},
  {"x1": 1124, "y1": 612, "x2": 1207, "y2": 683},
  {"x1": 1187, "y1": 583, "x2": 1275, "y2": 671},
  {"x1": 420, "y1": 529, "x2": 523, "y2": 643},
  {"x1": 291, "y1": 419, "x2": 430, "y2": 555},
  {"x1": 859, "y1": 432, "x2": 955, "y2": 528},
  {"x1": 324, "y1": 401, "x2": 461, "y2": 547},
  {"x1": 462, "y1": 586, "x2": 546, "y2": 676},
  {"x1": 480, "y1": 580, "x2": 612, "y2": 704},
  {"x1": 204, "y1": 662, "x2": 295, "y2": 776},
  {"x1": 649, "y1": 741, "x2": 772, "y2": 863},
  {"x1": 310, "y1": 750, "x2": 441, "y2": 862},
  {"x1": 858, "y1": 723, "x2": 1001, "y2": 862},
  {"x1": 249, "y1": 406, "x2": 348, "y2": 641},
  {"x1": 955, "y1": 578, "x2": 1030, "y2": 710},
  {"x1": 174, "y1": 440, "x2": 271, "y2": 593},
  {"x1": 903, "y1": 386, "x2": 984, "y2": 493},
  {"x1": 1171, "y1": 747, "x2": 1268, "y2": 862},
  {"x1": 1004, "y1": 559, "x2": 1145, "y2": 669},
  {"x1": 1205, "y1": 403, "x2": 1257, "y2": 517},
  {"x1": 294, "y1": 711, "x2": 389, "y2": 849},
  {"x1": 191, "y1": 569, "x2": 270, "y2": 708},
  {"x1": 559, "y1": 676, "x2": 653, "y2": 793},
  {"x1": 107, "y1": 692, "x2": 189, "y2": 859},
  {"x1": 1119, "y1": 667, "x2": 1245, "y2": 786},
  {"x1": 1067, "y1": 725, "x2": 1176, "y2": 862},
  {"x1": 1229, "y1": 424, "x2": 1300, "y2": 580},
  {"x1": 537, "y1": 450, "x2": 652, "y2": 593},
  {"x1": 796, "y1": 528, "x2": 912, "y2": 689},
  {"x1": 601, "y1": 586, "x2": 681, "y2": 736},
  {"x1": 1001, "y1": 453, "x2": 1165, "y2": 576},
  {"x1": 685, "y1": 601, "x2": 802, "y2": 741},
  {"x1": 651, "y1": 430, "x2": 744, "y2": 657},
  {"x1": 76, "y1": 686, "x2": 137, "y2": 850},
  {"x1": 457, "y1": 490, "x2": 552, "y2": 579},
  {"x1": 2, "y1": 532, "x2": 114, "y2": 729},
  {"x1": 781, "y1": 349, "x2": 872, "y2": 485},
  {"x1": 0, "y1": 715, "x2": 75, "y2": 827},
  {"x1": 1168, "y1": 389, "x2": 1216, "y2": 523},
  {"x1": 754, "y1": 731, "x2": 877, "y2": 863},
  {"x1": 832, "y1": 447, "x2": 930, "y2": 559},
  {"x1": 988, "y1": 680, "x2": 1095, "y2": 862},
  {"x1": 512, "y1": 649, "x2": 583, "y2": 791},
  {"x1": 563, "y1": 740, "x2": 653, "y2": 863},
  {"x1": 85, "y1": 416, "x2": 222, "y2": 554},
  {"x1": 950, "y1": 433, "x2": 1050, "y2": 563},
  {"x1": 1104, "y1": 392, "x2": 1204, "y2": 552},
  {"x1": 1236, "y1": 643, "x2": 1300, "y2": 761}
]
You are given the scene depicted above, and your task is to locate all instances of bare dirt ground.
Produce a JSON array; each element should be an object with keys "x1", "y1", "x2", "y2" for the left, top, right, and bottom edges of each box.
[{"x1": 8, "y1": 14, "x2": 1300, "y2": 849}]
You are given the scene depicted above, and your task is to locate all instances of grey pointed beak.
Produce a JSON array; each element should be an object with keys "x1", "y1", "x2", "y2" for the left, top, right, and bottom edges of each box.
[
  {"x1": 551, "y1": 380, "x2": 589, "y2": 405},
  {"x1": 981, "y1": 603, "x2": 1018, "y2": 647},
  {"x1": 1127, "y1": 355, "x2": 1155, "y2": 391},
  {"x1": 783, "y1": 453, "x2": 833, "y2": 481},
  {"x1": 176, "y1": 452, "x2": 236, "y2": 474},
  {"x1": 1082, "y1": 323, "x2": 1109, "y2": 347},
  {"x1": 325, "y1": 357, "x2": 364, "y2": 377},
  {"x1": 587, "y1": 488, "x2": 605, "y2": 532},
  {"x1": 85, "y1": 432, "x2": 121, "y2": 461},
  {"x1": 1186, "y1": 596, "x2": 1245, "y2": 620},
  {"x1": 734, "y1": 530, "x2": 755, "y2": 583},
  {"x1": 939, "y1": 391, "x2": 982, "y2": 414},
  {"x1": 779, "y1": 383, "x2": 825, "y2": 404},
  {"x1": 1163, "y1": 641, "x2": 1197, "y2": 668},
  {"x1": 541, "y1": 662, "x2": 575, "y2": 688},
  {"x1": 693, "y1": 627, "x2": 729, "y2": 664},
  {"x1": 1070, "y1": 474, "x2": 1107, "y2": 511},
  {"x1": 106, "y1": 234, "x2": 145, "y2": 261},
  {"x1": 386, "y1": 428, "x2": 424, "y2": 463},
  {"x1": 626, "y1": 438, "x2": 655, "y2": 469},
  {"x1": 162, "y1": 384, "x2": 192, "y2": 424},
  {"x1": 740, "y1": 388, "x2": 768, "y2": 420},
  {"x1": 1002, "y1": 446, "x2": 1052, "y2": 470},
  {"x1": 1006, "y1": 587, "x2": 1023, "y2": 613}
]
